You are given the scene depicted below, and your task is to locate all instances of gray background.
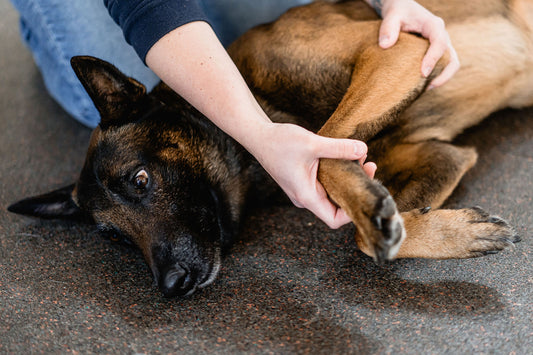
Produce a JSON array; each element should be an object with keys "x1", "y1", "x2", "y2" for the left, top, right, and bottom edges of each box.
[{"x1": 1, "y1": 0, "x2": 531, "y2": 353}]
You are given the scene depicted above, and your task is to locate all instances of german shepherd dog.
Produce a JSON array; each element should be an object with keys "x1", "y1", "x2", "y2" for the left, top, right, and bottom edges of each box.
[{"x1": 9, "y1": 0, "x2": 531, "y2": 297}]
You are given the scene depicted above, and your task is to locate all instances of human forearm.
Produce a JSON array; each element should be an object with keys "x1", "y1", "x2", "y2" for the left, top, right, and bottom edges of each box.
[
  {"x1": 145, "y1": 21, "x2": 374, "y2": 228},
  {"x1": 145, "y1": 21, "x2": 271, "y2": 154},
  {"x1": 104, "y1": 0, "x2": 209, "y2": 62}
]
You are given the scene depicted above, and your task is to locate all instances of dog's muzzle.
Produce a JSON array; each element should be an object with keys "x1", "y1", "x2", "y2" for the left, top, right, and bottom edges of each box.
[{"x1": 155, "y1": 247, "x2": 221, "y2": 298}]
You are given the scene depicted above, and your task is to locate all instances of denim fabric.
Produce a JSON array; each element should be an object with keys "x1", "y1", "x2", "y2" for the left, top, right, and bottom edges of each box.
[
  {"x1": 10, "y1": 0, "x2": 311, "y2": 128},
  {"x1": 202, "y1": 0, "x2": 311, "y2": 47},
  {"x1": 10, "y1": 0, "x2": 160, "y2": 127}
]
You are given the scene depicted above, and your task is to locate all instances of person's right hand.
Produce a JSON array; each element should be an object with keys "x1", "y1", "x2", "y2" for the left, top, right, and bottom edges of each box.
[{"x1": 248, "y1": 122, "x2": 377, "y2": 229}]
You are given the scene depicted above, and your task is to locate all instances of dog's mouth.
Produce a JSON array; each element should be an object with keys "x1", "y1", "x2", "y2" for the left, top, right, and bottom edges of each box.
[{"x1": 197, "y1": 247, "x2": 222, "y2": 290}]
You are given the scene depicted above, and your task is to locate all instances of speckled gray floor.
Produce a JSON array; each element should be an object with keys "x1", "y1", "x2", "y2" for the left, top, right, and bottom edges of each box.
[{"x1": 1, "y1": 1, "x2": 531, "y2": 354}]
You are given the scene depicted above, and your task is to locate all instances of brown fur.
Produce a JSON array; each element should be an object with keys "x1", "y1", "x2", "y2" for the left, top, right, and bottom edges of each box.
[
  {"x1": 227, "y1": 0, "x2": 530, "y2": 260},
  {"x1": 8, "y1": 0, "x2": 529, "y2": 296}
]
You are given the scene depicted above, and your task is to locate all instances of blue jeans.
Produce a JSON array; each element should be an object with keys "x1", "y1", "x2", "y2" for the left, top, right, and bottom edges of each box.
[{"x1": 10, "y1": 0, "x2": 311, "y2": 128}]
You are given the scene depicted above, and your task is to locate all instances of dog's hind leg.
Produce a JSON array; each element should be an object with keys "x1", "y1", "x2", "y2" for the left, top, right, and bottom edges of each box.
[{"x1": 374, "y1": 140, "x2": 478, "y2": 212}]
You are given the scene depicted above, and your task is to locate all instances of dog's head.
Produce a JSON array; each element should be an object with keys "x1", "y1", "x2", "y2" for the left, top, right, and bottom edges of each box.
[{"x1": 8, "y1": 56, "x2": 247, "y2": 297}]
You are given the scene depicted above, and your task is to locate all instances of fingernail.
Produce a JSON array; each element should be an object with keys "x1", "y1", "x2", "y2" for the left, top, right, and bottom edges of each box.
[
  {"x1": 423, "y1": 66, "x2": 432, "y2": 77},
  {"x1": 355, "y1": 142, "x2": 367, "y2": 156},
  {"x1": 379, "y1": 35, "x2": 390, "y2": 47},
  {"x1": 427, "y1": 84, "x2": 435, "y2": 91}
]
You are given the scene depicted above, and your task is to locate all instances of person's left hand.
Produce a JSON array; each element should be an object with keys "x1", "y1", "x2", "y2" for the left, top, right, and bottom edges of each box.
[{"x1": 376, "y1": 0, "x2": 460, "y2": 89}]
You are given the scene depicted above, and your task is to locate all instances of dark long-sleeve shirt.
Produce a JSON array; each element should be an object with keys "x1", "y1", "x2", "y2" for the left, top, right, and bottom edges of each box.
[{"x1": 104, "y1": 0, "x2": 209, "y2": 62}]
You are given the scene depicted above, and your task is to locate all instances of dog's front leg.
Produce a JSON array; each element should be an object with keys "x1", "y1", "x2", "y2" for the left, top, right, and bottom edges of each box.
[
  {"x1": 317, "y1": 33, "x2": 444, "y2": 262},
  {"x1": 320, "y1": 158, "x2": 406, "y2": 262}
]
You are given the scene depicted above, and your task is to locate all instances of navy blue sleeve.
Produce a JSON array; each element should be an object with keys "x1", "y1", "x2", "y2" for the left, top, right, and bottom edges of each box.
[{"x1": 104, "y1": 0, "x2": 209, "y2": 63}]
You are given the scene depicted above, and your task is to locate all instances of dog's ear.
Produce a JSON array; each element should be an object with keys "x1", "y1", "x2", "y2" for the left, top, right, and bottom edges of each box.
[
  {"x1": 7, "y1": 184, "x2": 91, "y2": 222},
  {"x1": 70, "y1": 56, "x2": 147, "y2": 129}
]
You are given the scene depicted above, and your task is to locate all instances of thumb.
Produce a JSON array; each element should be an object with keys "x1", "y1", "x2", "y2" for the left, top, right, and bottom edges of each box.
[
  {"x1": 379, "y1": 15, "x2": 401, "y2": 49},
  {"x1": 315, "y1": 136, "x2": 368, "y2": 160}
]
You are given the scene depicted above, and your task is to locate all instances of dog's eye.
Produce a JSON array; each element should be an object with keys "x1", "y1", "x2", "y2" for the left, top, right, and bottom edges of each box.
[
  {"x1": 133, "y1": 169, "x2": 150, "y2": 190},
  {"x1": 98, "y1": 225, "x2": 133, "y2": 246}
]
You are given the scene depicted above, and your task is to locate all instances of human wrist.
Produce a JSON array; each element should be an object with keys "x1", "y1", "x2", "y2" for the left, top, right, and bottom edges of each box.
[{"x1": 232, "y1": 118, "x2": 276, "y2": 160}]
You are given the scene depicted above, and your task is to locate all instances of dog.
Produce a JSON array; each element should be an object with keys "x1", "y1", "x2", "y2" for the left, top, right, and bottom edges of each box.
[{"x1": 9, "y1": 0, "x2": 531, "y2": 297}]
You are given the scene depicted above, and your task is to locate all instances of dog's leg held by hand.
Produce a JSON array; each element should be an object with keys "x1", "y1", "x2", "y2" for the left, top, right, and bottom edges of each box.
[{"x1": 317, "y1": 33, "x2": 443, "y2": 262}]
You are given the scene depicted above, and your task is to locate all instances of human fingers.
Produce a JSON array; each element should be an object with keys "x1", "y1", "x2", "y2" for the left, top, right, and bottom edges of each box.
[
  {"x1": 299, "y1": 182, "x2": 353, "y2": 229},
  {"x1": 311, "y1": 202, "x2": 353, "y2": 229},
  {"x1": 356, "y1": 154, "x2": 377, "y2": 179},
  {"x1": 284, "y1": 155, "x2": 352, "y2": 229},
  {"x1": 420, "y1": 16, "x2": 448, "y2": 78},
  {"x1": 314, "y1": 135, "x2": 368, "y2": 161},
  {"x1": 378, "y1": 13, "x2": 402, "y2": 49},
  {"x1": 362, "y1": 161, "x2": 377, "y2": 179},
  {"x1": 428, "y1": 44, "x2": 460, "y2": 89},
  {"x1": 302, "y1": 161, "x2": 376, "y2": 228}
]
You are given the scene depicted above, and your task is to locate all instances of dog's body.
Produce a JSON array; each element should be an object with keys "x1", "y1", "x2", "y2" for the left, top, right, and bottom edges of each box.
[{"x1": 9, "y1": 0, "x2": 531, "y2": 297}]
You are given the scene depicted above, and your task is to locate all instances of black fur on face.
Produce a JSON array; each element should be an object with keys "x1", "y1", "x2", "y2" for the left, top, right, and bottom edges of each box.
[
  {"x1": 76, "y1": 100, "x2": 239, "y2": 298},
  {"x1": 8, "y1": 56, "x2": 247, "y2": 297}
]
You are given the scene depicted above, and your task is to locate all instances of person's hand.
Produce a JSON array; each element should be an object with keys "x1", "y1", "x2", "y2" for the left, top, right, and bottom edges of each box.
[
  {"x1": 146, "y1": 22, "x2": 376, "y2": 229},
  {"x1": 376, "y1": 0, "x2": 460, "y2": 89},
  {"x1": 248, "y1": 122, "x2": 377, "y2": 229}
]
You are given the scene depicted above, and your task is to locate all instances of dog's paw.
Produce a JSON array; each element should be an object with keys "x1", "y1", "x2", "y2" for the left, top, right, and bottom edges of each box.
[
  {"x1": 397, "y1": 206, "x2": 520, "y2": 259},
  {"x1": 370, "y1": 195, "x2": 406, "y2": 262},
  {"x1": 353, "y1": 187, "x2": 407, "y2": 264},
  {"x1": 465, "y1": 206, "x2": 520, "y2": 258}
]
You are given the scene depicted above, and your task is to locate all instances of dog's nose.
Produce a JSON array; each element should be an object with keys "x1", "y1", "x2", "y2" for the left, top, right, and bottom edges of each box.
[{"x1": 159, "y1": 265, "x2": 193, "y2": 297}]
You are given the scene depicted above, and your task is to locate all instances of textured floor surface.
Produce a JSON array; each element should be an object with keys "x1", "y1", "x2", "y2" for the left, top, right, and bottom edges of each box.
[{"x1": 1, "y1": 1, "x2": 532, "y2": 354}]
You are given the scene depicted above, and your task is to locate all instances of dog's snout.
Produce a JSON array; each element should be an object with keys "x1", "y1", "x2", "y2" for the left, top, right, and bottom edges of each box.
[
  {"x1": 150, "y1": 231, "x2": 223, "y2": 298},
  {"x1": 159, "y1": 264, "x2": 194, "y2": 298},
  {"x1": 163, "y1": 265, "x2": 188, "y2": 291}
]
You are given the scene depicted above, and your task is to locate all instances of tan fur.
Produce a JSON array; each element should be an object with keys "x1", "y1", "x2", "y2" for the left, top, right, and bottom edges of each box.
[
  {"x1": 228, "y1": 0, "x2": 529, "y2": 261},
  {"x1": 9, "y1": 1, "x2": 529, "y2": 296}
]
